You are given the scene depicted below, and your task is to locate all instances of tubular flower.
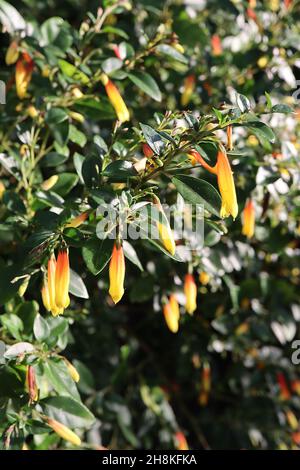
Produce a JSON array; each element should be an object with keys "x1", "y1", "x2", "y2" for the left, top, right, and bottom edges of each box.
[
  {"x1": 199, "y1": 362, "x2": 211, "y2": 406},
  {"x1": 47, "y1": 254, "x2": 63, "y2": 316},
  {"x1": 242, "y1": 199, "x2": 255, "y2": 239},
  {"x1": 277, "y1": 372, "x2": 291, "y2": 401},
  {"x1": 66, "y1": 212, "x2": 89, "y2": 228},
  {"x1": 55, "y1": 250, "x2": 70, "y2": 310},
  {"x1": 189, "y1": 149, "x2": 238, "y2": 219},
  {"x1": 15, "y1": 52, "x2": 34, "y2": 99},
  {"x1": 163, "y1": 295, "x2": 180, "y2": 333},
  {"x1": 199, "y1": 271, "x2": 210, "y2": 286},
  {"x1": 175, "y1": 431, "x2": 189, "y2": 451},
  {"x1": 6, "y1": 40, "x2": 19, "y2": 65},
  {"x1": 101, "y1": 73, "x2": 129, "y2": 123},
  {"x1": 184, "y1": 274, "x2": 197, "y2": 315},
  {"x1": 109, "y1": 243, "x2": 125, "y2": 304},
  {"x1": 25, "y1": 365, "x2": 38, "y2": 402},
  {"x1": 45, "y1": 417, "x2": 81, "y2": 446},
  {"x1": 227, "y1": 125, "x2": 233, "y2": 151},
  {"x1": 181, "y1": 74, "x2": 196, "y2": 107},
  {"x1": 153, "y1": 196, "x2": 176, "y2": 256}
]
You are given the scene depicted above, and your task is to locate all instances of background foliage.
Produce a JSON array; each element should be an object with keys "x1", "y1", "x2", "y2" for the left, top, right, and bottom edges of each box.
[{"x1": 0, "y1": 0, "x2": 300, "y2": 450}]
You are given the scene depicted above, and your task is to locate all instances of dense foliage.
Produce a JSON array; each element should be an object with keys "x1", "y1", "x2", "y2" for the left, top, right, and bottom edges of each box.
[{"x1": 0, "y1": 0, "x2": 300, "y2": 450}]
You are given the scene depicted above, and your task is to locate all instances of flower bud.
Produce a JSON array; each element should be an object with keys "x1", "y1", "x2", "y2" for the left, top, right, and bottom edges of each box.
[
  {"x1": 175, "y1": 431, "x2": 189, "y2": 450},
  {"x1": 55, "y1": 250, "x2": 70, "y2": 310},
  {"x1": 63, "y1": 358, "x2": 80, "y2": 383},
  {"x1": 66, "y1": 212, "x2": 89, "y2": 229},
  {"x1": 41, "y1": 175, "x2": 59, "y2": 191},
  {"x1": 69, "y1": 111, "x2": 85, "y2": 123},
  {"x1": 25, "y1": 365, "x2": 38, "y2": 402},
  {"x1": 101, "y1": 73, "x2": 129, "y2": 123},
  {"x1": 242, "y1": 199, "x2": 255, "y2": 239},
  {"x1": 45, "y1": 417, "x2": 81, "y2": 446}
]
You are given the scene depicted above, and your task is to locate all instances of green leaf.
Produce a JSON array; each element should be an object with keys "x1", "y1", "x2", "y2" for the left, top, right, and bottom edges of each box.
[
  {"x1": 265, "y1": 92, "x2": 272, "y2": 109},
  {"x1": 45, "y1": 108, "x2": 70, "y2": 146},
  {"x1": 0, "y1": 262, "x2": 23, "y2": 306},
  {"x1": 43, "y1": 359, "x2": 80, "y2": 400},
  {"x1": 0, "y1": 0, "x2": 26, "y2": 33},
  {"x1": 4, "y1": 342, "x2": 35, "y2": 359},
  {"x1": 156, "y1": 44, "x2": 188, "y2": 64},
  {"x1": 140, "y1": 123, "x2": 166, "y2": 155},
  {"x1": 40, "y1": 17, "x2": 72, "y2": 51},
  {"x1": 127, "y1": 71, "x2": 162, "y2": 102},
  {"x1": 33, "y1": 314, "x2": 50, "y2": 342},
  {"x1": 41, "y1": 396, "x2": 95, "y2": 428},
  {"x1": 102, "y1": 57, "x2": 123, "y2": 74},
  {"x1": 103, "y1": 160, "x2": 137, "y2": 180},
  {"x1": 244, "y1": 121, "x2": 275, "y2": 144},
  {"x1": 69, "y1": 125, "x2": 87, "y2": 148},
  {"x1": 236, "y1": 93, "x2": 251, "y2": 113},
  {"x1": 0, "y1": 314, "x2": 23, "y2": 340},
  {"x1": 40, "y1": 152, "x2": 69, "y2": 168},
  {"x1": 172, "y1": 175, "x2": 221, "y2": 217},
  {"x1": 58, "y1": 59, "x2": 89, "y2": 84},
  {"x1": 51, "y1": 173, "x2": 78, "y2": 196},
  {"x1": 82, "y1": 238, "x2": 114, "y2": 275},
  {"x1": 271, "y1": 104, "x2": 293, "y2": 114},
  {"x1": 123, "y1": 240, "x2": 143, "y2": 271},
  {"x1": 74, "y1": 98, "x2": 115, "y2": 120},
  {"x1": 73, "y1": 360, "x2": 95, "y2": 395},
  {"x1": 69, "y1": 269, "x2": 89, "y2": 299},
  {"x1": 82, "y1": 155, "x2": 102, "y2": 188}
]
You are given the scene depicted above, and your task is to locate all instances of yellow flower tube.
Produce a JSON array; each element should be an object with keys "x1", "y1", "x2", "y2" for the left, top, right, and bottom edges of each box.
[
  {"x1": 15, "y1": 52, "x2": 34, "y2": 99},
  {"x1": 109, "y1": 243, "x2": 125, "y2": 304},
  {"x1": 45, "y1": 417, "x2": 81, "y2": 446},
  {"x1": 242, "y1": 199, "x2": 255, "y2": 238},
  {"x1": 184, "y1": 273, "x2": 197, "y2": 315}
]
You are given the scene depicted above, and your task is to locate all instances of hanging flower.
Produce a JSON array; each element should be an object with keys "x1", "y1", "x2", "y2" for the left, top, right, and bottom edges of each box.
[
  {"x1": 47, "y1": 253, "x2": 63, "y2": 316},
  {"x1": 163, "y1": 295, "x2": 180, "y2": 333},
  {"x1": 101, "y1": 73, "x2": 129, "y2": 123},
  {"x1": 184, "y1": 273, "x2": 197, "y2": 315},
  {"x1": 55, "y1": 250, "x2": 70, "y2": 310},
  {"x1": 63, "y1": 358, "x2": 80, "y2": 383},
  {"x1": 286, "y1": 410, "x2": 298, "y2": 430},
  {"x1": 242, "y1": 199, "x2": 255, "y2": 239},
  {"x1": 189, "y1": 148, "x2": 238, "y2": 219},
  {"x1": 153, "y1": 195, "x2": 176, "y2": 256},
  {"x1": 142, "y1": 143, "x2": 154, "y2": 158},
  {"x1": 109, "y1": 243, "x2": 125, "y2": 304},
  {"x1": 181, "y1": 74, "x2": 196, "y2": 107},
  {"x1": 45, "y1": 417, "x2": 81, "y2": 446},
  {"x1": 199, "y1": 271, "x2": 210, "y2": 286},
  {"x1": 15, "y1": 52, "x2": 34, "y2": 99}
]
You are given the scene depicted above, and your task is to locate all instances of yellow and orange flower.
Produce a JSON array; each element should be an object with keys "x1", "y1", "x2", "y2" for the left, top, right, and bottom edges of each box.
[
  {"x1": 45, "y1": 417, "x2": 81, "y2": 446},
  {"x1": 55, "y1": 250, "x2": 70, "y2": 310},
  {"x1": 25, "y1": 365, "x2": 38, "y2": 402},
  {"x1": 163, "y1": 294, "x2": 180, "y2": 333},
  {"x1": 15, "y1": 52, "x2": 34, "y2": 99},
  {"x1": 101, "y1": 73, "x2": 129, "y2": 123},
  {"x1": 189, "y1": 148, "x2": 238, "y2": 219},
  {"x1": 66, "y1": 212, "x2": 89, "y2": 228},
  {"x1": 184, "y1": 273, "x2": 197, "y2": 315},
  {"x1": 181, "y1": 74, "x2": 196, "y2": 107},
  {"x1": 109, "y1": 243, "x2": 125, "y2": 304},
  {"x1": 242, "y1": 199, "x2": 255, "y2": 239},
  {"x1": 199, "y1": 362, "x2": 211, "y2": 406},
  {"x1": 175, "y1": 431, "x2": 189, "y2": 450},
  {"x1": 41, "y1": 251, "x2": 70, "y2": 316},
  {"x1": 286, "y1": 410, "x2": 298, "y2": 431},
  {"x1": 291, "y1": 380, "x2": 300, "y2": 396}
]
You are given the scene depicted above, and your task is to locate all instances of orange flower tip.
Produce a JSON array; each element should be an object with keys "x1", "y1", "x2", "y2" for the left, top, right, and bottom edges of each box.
[
  {"x1": 142, "y1": 143, "x2": 154, "y2": 158},
  {"x1": 55, "y1": 250, "x2": 70, "y2": 310}
]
